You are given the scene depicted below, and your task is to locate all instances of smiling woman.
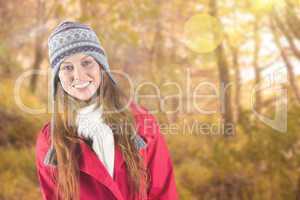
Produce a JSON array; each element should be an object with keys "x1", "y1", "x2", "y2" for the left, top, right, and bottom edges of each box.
[{"x1": 35, "y1": 20, "x2": 179, "y2": 200}]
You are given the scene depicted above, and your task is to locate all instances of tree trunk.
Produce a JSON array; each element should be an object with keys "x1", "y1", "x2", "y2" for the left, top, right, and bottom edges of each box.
[
  {"x1": 273, "y1": 12, "x2": 300, "y2": 60},
  {"x1": 232, "y1": 47, "x2": 241, "y2": 123},
  {"x1": 284, "y1": 1, "x2": 300, "y2": 40},
  {"x1": 296, "y1": 176, "x2": 300, "y2": 200},
  {"x1": 253, "y1": 16, "x2": 262, "y2": 113},
  {"x1": 270, "y1": 18, "x2": 300, "y2": 104},
  {"x1": 150, "y1": 0, "x2": 164, "y2": 113},
  {"x1": 209, "y1": 0, "x2": 234, "y2": 136},
  {"x1": 30, "y1": 0, "x2": 45, "y2": 93}
]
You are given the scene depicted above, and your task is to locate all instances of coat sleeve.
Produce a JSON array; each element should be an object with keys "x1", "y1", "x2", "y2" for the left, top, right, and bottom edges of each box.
[
  {"x1": 35, "y1": 122, "x2": 58, "y2": 200},
  {"x1": 142, "y1": 114, "x2": 179, "y2": 200}
]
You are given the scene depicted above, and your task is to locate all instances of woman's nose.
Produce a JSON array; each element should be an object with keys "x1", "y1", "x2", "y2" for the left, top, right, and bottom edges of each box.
[{"x1": 73, "y1": 65, "x2": 85, "y2": 80}]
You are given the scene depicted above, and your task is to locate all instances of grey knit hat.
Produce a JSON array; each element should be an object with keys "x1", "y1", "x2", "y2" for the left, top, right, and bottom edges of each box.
[{"x1": 48, "y1": 20, "x2": 117, "y2": 99}]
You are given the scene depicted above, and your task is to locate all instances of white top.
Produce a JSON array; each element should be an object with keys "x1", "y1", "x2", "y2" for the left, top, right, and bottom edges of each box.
[{"x1": 75, "y1": 103, "x2": 115, "y2": 177}]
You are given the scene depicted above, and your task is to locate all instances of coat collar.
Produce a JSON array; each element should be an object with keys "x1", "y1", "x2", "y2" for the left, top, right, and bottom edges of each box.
[{"x1": 78, "y1": 138, "x2": 125, "y2": 200}]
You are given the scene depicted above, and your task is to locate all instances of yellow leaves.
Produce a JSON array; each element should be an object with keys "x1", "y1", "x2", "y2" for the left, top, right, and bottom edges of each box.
[
  {"x1": 178, "y1": 161, "x2": 212, "y2": 185},
  {"x1": 0, "y1": 78, "x2": 48, "y2": 146},
  {"x1": 250, "y1": 0, "x2": 286, "y2": 14},
  {"x1": 289, "y1": 0, "x2": 300, "y2": 6},
  {"x1": 225, "y1": 26, "x2": 244, "y2": 48},
  {"x1": 113, "y1": 23, "x2": 140, "y2": 46},
  {"x1": 0, "y1": 147, "x2": 40, "y2": 200},
  {"x1": 0, "y1": 78, "x2": 48, "y2": 118},
  {"x1": 183, "y1": 13, "x2": 224, "y2": 53}
]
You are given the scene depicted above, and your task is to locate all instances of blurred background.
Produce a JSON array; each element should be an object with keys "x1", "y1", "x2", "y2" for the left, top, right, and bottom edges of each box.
[{"x1": 1, "y1": 0, "x2": 300, "y2": 199}]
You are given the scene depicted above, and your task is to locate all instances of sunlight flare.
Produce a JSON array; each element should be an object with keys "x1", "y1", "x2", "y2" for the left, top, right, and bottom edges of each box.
[{"x1": 183, "y1": 13, "x2": 224, "y2": 54}]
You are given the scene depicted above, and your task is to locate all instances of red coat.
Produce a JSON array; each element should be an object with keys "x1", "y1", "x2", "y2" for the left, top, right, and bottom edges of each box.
[{"x1": 35, "y1": 102, "x2": 179, "y2": 200}]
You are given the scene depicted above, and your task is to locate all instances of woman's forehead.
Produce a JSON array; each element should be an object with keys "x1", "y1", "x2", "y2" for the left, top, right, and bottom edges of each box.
[{"x1": 62, "y1": 53, "x2": 92, "y2": 63}]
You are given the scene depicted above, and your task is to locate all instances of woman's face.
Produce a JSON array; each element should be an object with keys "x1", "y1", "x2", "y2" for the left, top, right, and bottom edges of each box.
[{"x1": 58, "y1": 53, "x2": 102, "y2": 101}]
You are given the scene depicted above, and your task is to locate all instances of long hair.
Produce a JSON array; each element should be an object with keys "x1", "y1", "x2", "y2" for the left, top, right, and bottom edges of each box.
[{"x1": 51, "y1": 64, "x2": 149, "y2": 200}]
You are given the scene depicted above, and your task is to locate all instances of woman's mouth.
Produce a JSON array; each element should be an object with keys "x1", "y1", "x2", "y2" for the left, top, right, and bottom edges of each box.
[{"x1": 72, "y1": 81, "x2": 91, "y2": 89}]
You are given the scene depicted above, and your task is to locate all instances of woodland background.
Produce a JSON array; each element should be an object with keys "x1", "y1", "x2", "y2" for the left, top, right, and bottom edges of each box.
[{"x1": 1, "y1": 0, "x2": 300, "y2": 199}]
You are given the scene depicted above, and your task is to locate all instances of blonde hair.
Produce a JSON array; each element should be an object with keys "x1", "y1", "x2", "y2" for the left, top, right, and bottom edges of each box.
[{"x1": 51, "y1": 69, "x2": 149, "y2": 200}]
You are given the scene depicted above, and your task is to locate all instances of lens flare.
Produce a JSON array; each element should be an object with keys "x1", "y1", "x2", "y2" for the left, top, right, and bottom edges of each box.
[{"x1": 183, "y1": 13, "x2": 224, "y2": 54}]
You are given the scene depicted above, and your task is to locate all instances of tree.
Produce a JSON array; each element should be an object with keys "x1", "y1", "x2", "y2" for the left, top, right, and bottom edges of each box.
[
  {"x1": 209, "y1": 0, "x2": 234, "y2": 136},
  {"x1": 252, "y1": 15, "x2": 262, "y2": 113},
  {"x1": 270, "y1": 15, "x2": 300, "y2": 103}
]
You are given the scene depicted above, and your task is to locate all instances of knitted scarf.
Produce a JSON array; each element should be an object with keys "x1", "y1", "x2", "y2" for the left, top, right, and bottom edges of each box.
[{"x1": 75, "y1": 103, "x2": 115, "y2": 177}]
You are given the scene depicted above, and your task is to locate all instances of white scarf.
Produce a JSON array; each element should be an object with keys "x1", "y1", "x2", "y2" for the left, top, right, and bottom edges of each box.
[{"x1": 75, "y1": 103, "x2": 115, "y2": 177}]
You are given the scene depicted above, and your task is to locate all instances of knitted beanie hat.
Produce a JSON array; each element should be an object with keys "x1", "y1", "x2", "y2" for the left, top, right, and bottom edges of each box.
[{"x1": 48, "y1": 20, "x2": 117, "y2": 99}]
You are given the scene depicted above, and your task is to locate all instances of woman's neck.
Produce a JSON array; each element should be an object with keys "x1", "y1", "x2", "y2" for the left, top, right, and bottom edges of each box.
[
  {"x1": 77, "y1": 102, "x2": 99, "y2": 115},
  {"x1": 75, "y1": 90, "x2": 101, "y2": 109}
]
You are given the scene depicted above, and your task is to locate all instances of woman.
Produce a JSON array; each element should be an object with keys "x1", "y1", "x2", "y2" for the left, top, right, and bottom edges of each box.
[{"x1": 35, "y1": 21, "x2": 178, "y2": 200}]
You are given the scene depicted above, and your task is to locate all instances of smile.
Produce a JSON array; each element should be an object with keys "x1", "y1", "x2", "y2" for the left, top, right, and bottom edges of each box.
[{"x1": 72, "y1": 81, "x2": 91, "y2": 89}]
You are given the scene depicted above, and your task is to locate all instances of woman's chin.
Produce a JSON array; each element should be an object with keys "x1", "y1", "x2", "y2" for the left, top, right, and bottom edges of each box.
[
  {"x1": 70, "y1": 86, "x2": 94, "y2": 99},
  {"x1": 73, "y1": 92, "x2": 95, "y2": 102},
  {"x1": 76, "y1": 96, "x2": 92, "y2": 101}
]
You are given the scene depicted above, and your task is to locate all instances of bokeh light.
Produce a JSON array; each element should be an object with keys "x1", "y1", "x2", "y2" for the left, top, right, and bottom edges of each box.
[{"x1": 183, "y1": 13, "x2": 224, "y2": 54}]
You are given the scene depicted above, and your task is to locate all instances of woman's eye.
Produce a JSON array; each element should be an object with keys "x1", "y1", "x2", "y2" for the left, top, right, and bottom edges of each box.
[
  {"x1": 62, "y1": 65, "x2": 73, "y2": 71},
  {"x1": 82, "y1": 60, "x2": 92, "y2": 67}
]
